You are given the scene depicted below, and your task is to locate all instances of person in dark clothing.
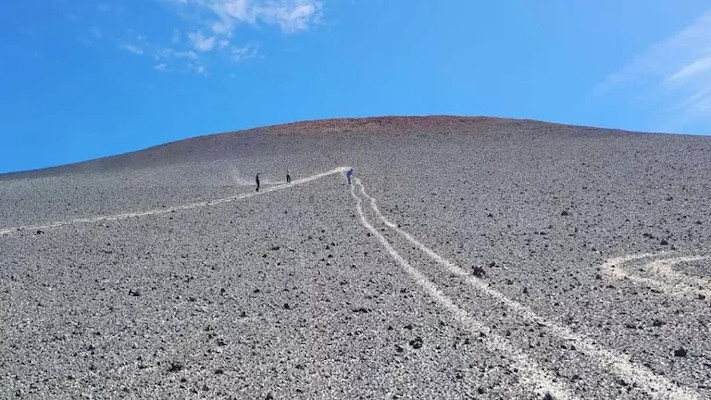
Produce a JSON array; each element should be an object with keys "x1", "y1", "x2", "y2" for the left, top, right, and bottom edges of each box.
[
  {"x1": 346, "y1": 168, "x2": 354, "y2": 185},
  {"x1": 286, "y1": 169, "x2": 291, "y2": 184},
  {"x1": 255, "y1": 173, "x2": 260, "y2": 192}
]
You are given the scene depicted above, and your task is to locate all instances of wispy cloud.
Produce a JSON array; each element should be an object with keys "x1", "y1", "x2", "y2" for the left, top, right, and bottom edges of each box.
[
  {"x1": 232, "y1": 43, "x2": 258, "y2": 61},
  {"x1": 596, "y1": 10, "x2": 711, "y2": 131},
  {"x1": 168, "y1": 0, "x2": 322, "y2": 38},
  {"x1": 120, "y1": 43, "x2": 144, "y2": 55},
  {"x1": 188, "y1": 31, "x2": 217, "y2": 51},
  {"x1": 103, "y1": 0, "x2": 320, "y2": 75}
]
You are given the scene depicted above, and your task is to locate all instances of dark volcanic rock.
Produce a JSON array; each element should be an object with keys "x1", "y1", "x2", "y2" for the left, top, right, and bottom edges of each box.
[
  {"x1": 167, "y1": 362, "x2": 184, "y2": 373},
  {"x1": 3, "y1": 116, "x2": 711, "y2": 399},
  {"x1": 409, "y1": 336, "x2": 423, "y2": 349}
]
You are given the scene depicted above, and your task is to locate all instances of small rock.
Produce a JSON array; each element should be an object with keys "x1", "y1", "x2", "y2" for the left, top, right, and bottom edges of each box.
[
  {"x1": 543, "y1": 393, "x2": 555, "y2": 400},
  {"x1": 270, "y1": 246, "x2": 280, "y2": 251},
  {"x1": 265, "y1": 393, "x2": 274, "y2": 400},
  {"x1": 477, "y1": 387, "x2": 485, "y2": 394},
  {"x1": 36, "y1": 230, "x2": 44, "y2": 235},
  {"x1": 660, "y1": 239, "x2": 669, "y2": 246},
  {"x1": 560, "y1": 210, "x2": 570, "y2": 216},
  {"x1": 674, "y1": 347, "x2": 688, "y2": 357},
  {"x1": 472, "y1": 266, "x2": 486, "y2": 278},
  {"x1": 698, "y1": 294, "x2": 706, "y2": 300},
  {"x1": 128, "y1": 289, "x2": 141, "y2": 297},
  {"x1": 283, "y1": 303, "x2": 291, "y2": 310},
  {"x1": 167, "y1": 362, "x2": 183, "y2": 373},
  {"x1": 409, "y1": 336, "x2": 423, "y2": 349},
  {"x1": 652, "y1": 319, "x2": 665, "y2": 327},
  {"x1": 214, "y1": 369, "x2": 224, "y2": 375}
]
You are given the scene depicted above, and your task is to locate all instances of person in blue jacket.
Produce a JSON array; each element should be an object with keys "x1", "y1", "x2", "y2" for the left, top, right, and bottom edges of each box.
[{"x1": 346, "y1": 168, "x2": 354, "y2": 185}]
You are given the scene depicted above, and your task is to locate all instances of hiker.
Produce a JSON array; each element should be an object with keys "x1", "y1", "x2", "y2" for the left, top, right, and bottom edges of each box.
[
  {"x1": 346, "y1": 168, "x2": 354, "y2": 185},
  {"x1": 286, "y1": 169, "x2": 291, "y2": 184},
  {"x1": 255, "y1": 173, "x2": 260, "y2": 192}
]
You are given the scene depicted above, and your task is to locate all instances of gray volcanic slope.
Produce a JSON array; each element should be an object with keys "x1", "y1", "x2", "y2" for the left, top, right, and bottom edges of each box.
[{"x1": 2, "y1": 116, "x2": 711, "y2": 399}]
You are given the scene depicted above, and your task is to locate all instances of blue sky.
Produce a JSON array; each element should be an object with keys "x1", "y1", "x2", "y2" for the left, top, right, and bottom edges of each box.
[{"x1": 1, "y1": 1, "x2": 711, "y2": 173}]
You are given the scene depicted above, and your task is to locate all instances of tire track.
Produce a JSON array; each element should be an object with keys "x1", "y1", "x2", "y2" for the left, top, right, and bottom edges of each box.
[
  {"x1": 0, "y1": 167, "x2": 349, "y2": 236},
  {"x1": 602, "y1": 254, "x2": 711, "y2": 300},
  {"x1": 349, "y1": 182, "x2": 578, "y2": 400},
  {"x1": 355, "y1": 178, "x2": 700, "y2": 400}
]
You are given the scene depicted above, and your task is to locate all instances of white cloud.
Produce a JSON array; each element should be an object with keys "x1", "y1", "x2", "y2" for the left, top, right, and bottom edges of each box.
[
  {"x1": 258, "y1": 1, "x2": 320, "y2": 33},
  {"x1": 111, "y1": 0, "x2": 320, "y2": 75},
  {"x1": 156, "y1": 48, "x2": 199, "y2": 60},
  {"x1": 173, "y1": 0, "x2": 322, "y2": 37},
  {"x1": 596, "y1": 9, "x2": 711, "y2": 129},
  {"x1": 188, "y1": 31, "x2": 217, "y2": 51},
  {"x1": 191, "y1": 64, "x2": 207, "y2": 75},
  {"x1": 231, "y1": 43, "x2": 258, "y2": 61},
  {"x1": 211, "y1": 20, "x2": 233, "y2": 36},
  {"x1": 120, "y1": 43, "x2": 144, "y2": 55},
  {"x1": 665, "y1": 55, "x2": 711, "y2": 84}
]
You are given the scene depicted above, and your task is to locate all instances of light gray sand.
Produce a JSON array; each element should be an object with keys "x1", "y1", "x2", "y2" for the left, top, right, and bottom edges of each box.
[{"x1": 2, "y1": 116, "x2": 710, "y2": 399}]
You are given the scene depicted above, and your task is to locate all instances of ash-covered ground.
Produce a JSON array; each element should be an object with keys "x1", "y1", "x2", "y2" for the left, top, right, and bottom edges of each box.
[{"x1": 1, "y1": 116, "x2": 710, "y2": 399}]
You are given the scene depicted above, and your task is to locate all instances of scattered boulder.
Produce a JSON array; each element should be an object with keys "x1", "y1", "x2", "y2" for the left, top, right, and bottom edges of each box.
[
  {"x1": 167, "y1": 362, "x2": 184, "y2": 373},
  {"x1": 409, "y1": 336, "x2": 423, "y2": 349},
  {"x1": 674, "y1": 347, "x2": 688, "y2": 357}
]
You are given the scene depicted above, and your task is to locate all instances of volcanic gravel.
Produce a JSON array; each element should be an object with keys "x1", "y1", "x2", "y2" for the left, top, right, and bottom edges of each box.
[{"x1": 2, "y1": 116, "x2": 711, "y2": 399}]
